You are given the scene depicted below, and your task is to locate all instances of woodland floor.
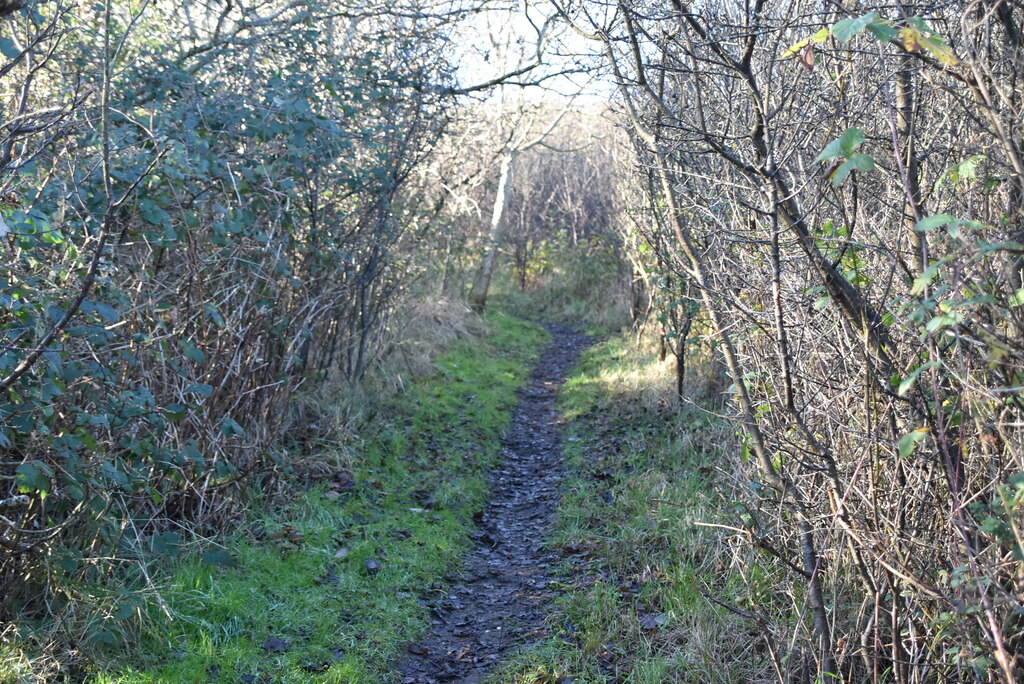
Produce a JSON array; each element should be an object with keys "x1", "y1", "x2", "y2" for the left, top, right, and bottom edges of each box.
[{"x1": 395, "y1": 325, "x2": 591, "y2": 683}]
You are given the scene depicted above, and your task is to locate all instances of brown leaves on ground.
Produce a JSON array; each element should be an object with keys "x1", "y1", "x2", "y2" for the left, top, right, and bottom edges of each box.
[{"x1": 260, "y1": 637, "x2": 291, "y2": 653}]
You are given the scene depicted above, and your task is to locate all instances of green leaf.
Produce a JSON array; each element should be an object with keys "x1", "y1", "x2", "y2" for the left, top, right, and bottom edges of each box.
[
  {"x1": 89, "y1": 630, "x2": 121, "y2": 646},
  {"x1": 898, "y1": 428, "x2": 928, "y2": 458},
  {"x1": 897, "y1": 360, "x2": 940, "y2": 396},
  {"x1": 16, "y1": 461, "x2": 53, "y2": 496},
  {"x1": 151, "y1": 531, "x2": 181, "y2": 556},
  {"x1": 201, "y1": 548, "x2": 237, "y2": 567},
  {"x1": 831, "y1": 153, "x2": 875, "y2": 186},
  {"x1": 93, "y1": 302, "x2": 119, "y2": 323},
  {"x1": 139, "y1": 203, "x2": 170, "y2": 227},
  {"x1": 165, "y1": 403, "x2": 188, "y2": 421},
  {"x1": 898, "y1": 427, "x2": 929, "y2": 457},
  {"x1": 866, "y1": 21, "x2": 898, "y2": 42},
  {"x1": 185, "y1": 382, "x2": 214, "y2": 397},
  {"x1": 816, "y1": 128, "x2": 865, "y2": 163},
  {"x1": 925, "y1": 312, "x2": 963, "y2": 333},
  {"x1": 221, "y1": 417, "x2": 245, "y2": 437},
  {"x1": 832, "y1": 12, "x2": 878, "y2": 43},
  {"x1": 0, "y1": 37, "x2": 21, "y2": 59},
  {"x1": 914, "y1": 214, "x2": 956, "y2": 232},
  {"x1": 113, "y1": 602, "x2": 135, "y2": 622},
  {"x1": 1009, "y1": 288, "x2": 1024, "y2": 307},
  {"x1": 839, "y1": 129, "x2": 866, "y2": 157},
  {"x1": 911, "y1": 257, "x2": 950, "y2": 295},
  {"x1": 934, "y1": 155, "x2": 984, "y2": 192},
  {"x1": 179, "y1": 339, "x2": 206, "y2": 364}
]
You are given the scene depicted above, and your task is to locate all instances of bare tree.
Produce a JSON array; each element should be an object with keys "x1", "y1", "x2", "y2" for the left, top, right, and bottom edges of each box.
[{"x1": 559, "y1": 0, "x2": 1024, "y2": 680}]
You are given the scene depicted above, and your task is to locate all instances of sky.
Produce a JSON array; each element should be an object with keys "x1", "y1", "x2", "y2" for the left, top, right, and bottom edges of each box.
[{"x1": 448, "y1": 0, "x2": 614, "y2": 104}]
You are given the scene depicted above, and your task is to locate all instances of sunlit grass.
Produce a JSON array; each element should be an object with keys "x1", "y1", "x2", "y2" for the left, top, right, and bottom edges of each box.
[
  {"x1": 90, "y1": 310, "x2": 549, "y2": 683},
  {"x1": 492, "y1": 333, "x2": 773, "y2": 683}
]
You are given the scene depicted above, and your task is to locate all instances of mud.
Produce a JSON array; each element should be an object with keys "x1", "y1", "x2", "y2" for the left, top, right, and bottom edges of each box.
[{"x1": 394, "y1": 324, "x2": 591, "y2": 683}]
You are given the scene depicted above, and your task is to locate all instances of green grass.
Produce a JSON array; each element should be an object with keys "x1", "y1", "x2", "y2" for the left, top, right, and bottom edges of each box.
[
  {"x1": 90, "y1": 310, "x2": 549, "y2": 683},
  {"x1": 491, "y1": 335, "x2": 774, "y2": 683}
]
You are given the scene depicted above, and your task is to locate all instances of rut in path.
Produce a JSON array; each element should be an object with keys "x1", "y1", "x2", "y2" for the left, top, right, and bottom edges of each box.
[{"x1": 395, "y1": 324, "x2": 591, "y2": 684}]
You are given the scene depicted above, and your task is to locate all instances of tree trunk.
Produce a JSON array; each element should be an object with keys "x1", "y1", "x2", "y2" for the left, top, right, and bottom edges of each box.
[
  {"x1": 896, "y1": 52, "x2": 925, "y2": 275},
  {"x1": 469, "y1": 149, "x2": 514, "y2": 313}
]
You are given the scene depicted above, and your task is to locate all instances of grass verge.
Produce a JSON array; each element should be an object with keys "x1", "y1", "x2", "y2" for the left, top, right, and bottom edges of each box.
[
  {"x1": 492, "y1": 334, "x2": 775, "y2": 683},
  {"x1": 88, "y1": 310, "x2": 548, "y2": 683}
]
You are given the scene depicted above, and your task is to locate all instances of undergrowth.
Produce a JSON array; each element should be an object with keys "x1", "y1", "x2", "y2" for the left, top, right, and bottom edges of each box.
[
  {"x1": 491, "y1": 236, "x2": 631, "y2": 336},
  {"x1": 66, "y1": 310, "x2": 550, "y2": 683},
  {"x1": 493, "y1": 334, "x2": 776, "y2": 683}
]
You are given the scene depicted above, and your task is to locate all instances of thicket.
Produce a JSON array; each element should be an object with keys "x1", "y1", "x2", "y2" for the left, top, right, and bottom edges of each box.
[
  {"x1": 0, "y1": 0, "x2": 475, "y2": 655},
  {"x1": 14, "y1": 0, "x2": 1024, "y2": 680},
  {"x1": 487, "y1": 108, "x2": 632, "y2": 329},
  {"x1": 560, "y1": 0, "x2": 1024, "y2": 680}
]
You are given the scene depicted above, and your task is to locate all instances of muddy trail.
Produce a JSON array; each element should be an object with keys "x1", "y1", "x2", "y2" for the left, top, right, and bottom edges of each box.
[{"x1": 395, "y1": 324, "x2": 591, "y2": 683}]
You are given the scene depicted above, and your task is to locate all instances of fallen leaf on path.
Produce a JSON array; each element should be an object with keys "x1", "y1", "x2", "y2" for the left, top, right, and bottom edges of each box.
[
  {"x1": 365, "y1": 558, "x2": 382, "y2": 574},
  {"x1": 334, "y1": 547, "x2": 349, "y2": 559}
]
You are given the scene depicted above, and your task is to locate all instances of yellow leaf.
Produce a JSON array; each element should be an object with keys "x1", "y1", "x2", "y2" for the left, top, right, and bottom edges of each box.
[
  {"x1": 899, "y1": 27, "x2": 922, "y2": 53},
  {"x1": 921, "y1": 35, "x2": 960, "y2": 66},
  {"x1": 783, "y1": 37, "x2": 811, "y2": 59},
  {"x1": 783, "y1": 28, "x2": 829, "y2": 59}
]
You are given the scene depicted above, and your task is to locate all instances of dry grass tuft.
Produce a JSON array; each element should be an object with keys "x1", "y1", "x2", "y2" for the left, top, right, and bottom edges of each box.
[{"x1": 385, "y1": 296, "x2": 486, "y2": 381}]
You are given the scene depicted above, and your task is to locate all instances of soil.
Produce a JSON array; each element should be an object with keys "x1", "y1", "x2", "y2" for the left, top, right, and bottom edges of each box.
[{"x1": 394, "y1": 324, "x2": 591, "y2": 684}]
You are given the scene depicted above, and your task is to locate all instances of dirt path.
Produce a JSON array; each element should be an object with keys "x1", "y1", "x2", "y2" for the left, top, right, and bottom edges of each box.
[{"x1": 394, "y1": 324, "x2": 591, "y2": 683}]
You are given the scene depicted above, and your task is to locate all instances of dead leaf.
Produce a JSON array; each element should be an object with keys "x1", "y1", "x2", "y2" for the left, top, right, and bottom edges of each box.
[
  {"x1": 365, "y1": 557, "x2": 382, "y2": 574},
  {"x1": 269, "y1": 525, "x2": 303, "y2": 542},
  {"x1": 260, "y1": 637, "x2": 292, "y2": 653},
  {"x1": 562, "y1": 542, "x2": 589, "y2": 555},
  {"x1": 799, "y1": 45, "x2": 814, "y2": 73},
  {"x1": 334, "y1": 547, "x2": 349, "y2": 559},
  {"x1": 638, "y1": 611, "x2": 666, "y2": 632},
  {"x1": 315, "y1": 565, "x2": 339, "y2": 585}
]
